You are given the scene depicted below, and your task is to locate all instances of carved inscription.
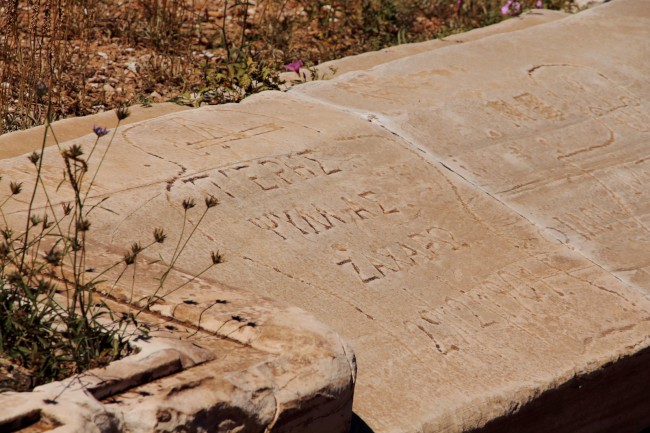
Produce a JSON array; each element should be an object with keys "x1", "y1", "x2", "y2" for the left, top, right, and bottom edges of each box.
[
  {"x1": 486, "y1": 92, "x2": 566, "y2": 128},
  {"x1": 556, "y1": 126, "x2": 615, "y2": 160},
  {"x1": 248, "y1": 191, "x2": 399, "y2": 240},
  {"x1": 528, "y1": 65, "x2": 650, "y2": 129},
  {"x1": 336, "y1": 226, "x2": 464, "y2": 284},
  {"x1": 553, "y1": 203, "x2": 635, "y2": 240},
  {"x1": 412, "y1": 257, "x2": 580, "y2": 355},
  {"x1": 419, "y1": 251, "x2": 645, "y2": 357},
  {"x1": 513, "y1": 92, "x2": 565, "y2": 121},
  {"x1": 487, "y1": 67, "x2": 650, "y2": 133},
  {"x1": 615, "y1": 161, "x2": 650, "y2": 201},
  {"x1": 486, "y1": 99, "x2": 534, "y2": 127},
  {"x1": 177, "y1": 150, "x2": 341, "y2": 200},
  {"x1": 610, "y1": 103, "x2": 650, "y2": 133},
  {"x1": 170, "y1": 117, "x2": 284, "y2": 149}
]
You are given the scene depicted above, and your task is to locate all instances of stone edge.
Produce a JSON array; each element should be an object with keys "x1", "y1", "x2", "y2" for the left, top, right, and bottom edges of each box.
[{"x1": 0, "y1": 286, "x2": 357, "y2": 433}]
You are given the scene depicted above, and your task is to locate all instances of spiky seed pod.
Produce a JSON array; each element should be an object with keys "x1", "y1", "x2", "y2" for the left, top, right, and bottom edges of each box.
[
  {"x1": 62, "y1": 202, "x2": 73, "y2": 216},
  {"x1": 44, "y1": 246, "x2": 63, "y2": 266},
  {"x1": 76, "y1": 219, "x2": 91, "y2": 232},
  {"x1": 116, "y1": 105, "x2": 131, "y2": 120},
  {"x1": 1, "y1": 229, "x2": 13, "y2": 240},
  {"x1": 69, "y1": 238, "x2": 82, "y2": 251},
  {"x1": 42, "y1": 214, "x2": 52, "y2": 229},
  {"x1": 182, "y1": 198, "x2": 196, "y2": 210},
  {"x1": 123, "y1": 242, "x2": 142, "y2": 265},
  {"x1": 30, "y1": 215, "x2": 42, "y2": 227},
  {"x1": 211, "y1": 250, "x2": 224, "y2": 264},
  {"x1": 130, "y1": 242, "x2": 143, "y2": 254},
  {"x1": 9, "y1": 181, "x2": 23, "y2": 195},
  {"x1": 123, "y1": 251, "x2": 136, "y2": 265},
  {"x1": 28, "y1": 151, "x2": 40, "y2": 165},
  {"x1": 205, "y1": 195, "x2": 219, "y2": 208},
  {"x1": 153, "y1": 227, "x2": 166, "y2": 243},
  {"x1": 62, "y1": 144, "x2": 84, "y2": 160}
]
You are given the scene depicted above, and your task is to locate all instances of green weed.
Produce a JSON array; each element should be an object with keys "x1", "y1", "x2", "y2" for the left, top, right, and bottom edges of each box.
[{"x1": 0, "y1": 101, "x2": 222, "y2": 391}]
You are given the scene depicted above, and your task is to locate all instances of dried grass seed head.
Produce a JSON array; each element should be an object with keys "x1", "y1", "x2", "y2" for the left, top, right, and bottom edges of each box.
[
  {"x1": 1, "y1": 228, "x2": 13, "y2": 240},
  {"x1": 9, "y1": 181, "x2": 23, "y2": 195},
  {"x1": 123, "y1": 249, "x2": 137, "y2": 265},
  {"x1": 30, "y1": 215, "x2": 42, "y2": 226},
  {"x1": 0, "y1": 242, "x2": 10, "y2": 257},
  {"x1": 76, "y1": 218, "x2": 91, "y2": 232},
  {"x1": 42, "y1": 214, "x2": 52, "y2": 229},
  {"x1": 62, "y1": 202, "x2": 73, "y2": 216},
  {"x1": 211, "y1": 250, "x2": 224, "y2": 264},
  {"x1": 116, "y1": 105, "x2": 131, "y2": 121},
  {"x1": 182, "y1": 198, "x2": 196, "y2": 210},
  {"x1": 44, "y1": 246, "x2": 63, "y2": 266},
  {"x1": 123, "y1": 244, "x2": 143, "y2": 266},
  {"x1": 63, "y1": 144, "x2": 84, "y2": 160},
  {"x1": 130, "y1": 242, "x2": 143, "y2": 254},
  {"x1": 204, "y1": 195, "x2": 219, "y2": 208},
  {"x1": 69, "y1": 238, "x2": 82, "y2": 251},
  {"x1": 28, "y1": 151, "x2": 40, "y2": 165},
  {"x1": 153, "y1": 227, "x2": 166, "y2": 243}
]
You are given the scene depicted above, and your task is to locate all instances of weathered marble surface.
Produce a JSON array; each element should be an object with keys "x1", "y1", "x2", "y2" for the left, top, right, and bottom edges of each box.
[
  {"x1": 0, "y1": 1, "x2": 648, "y2": 432},
  {"x1": 297, "y1": 0, "x2": 650, "y2": 295},
  {"x1": 0, "y1": 102, "x2": 189, "y2": 159}
]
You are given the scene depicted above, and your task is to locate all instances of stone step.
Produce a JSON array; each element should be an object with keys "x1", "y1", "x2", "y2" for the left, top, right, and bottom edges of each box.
[
  {"x1": 0, "y1": 102, "x2": 190, "y2": 159},
  {"x1": 0, "y1": 1, "x2": 647, "y2": 432},
  {"x1": 281, "y1": 8, "x2": 569, "y2": 84}
]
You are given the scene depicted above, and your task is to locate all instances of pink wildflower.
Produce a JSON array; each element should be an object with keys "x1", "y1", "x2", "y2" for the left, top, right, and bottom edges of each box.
[
  {"x1": 501, "y1": 0, "x2": 521, "y2": 16},
  {"x1": 535, "y1": 0, "x2": 542, "y2": 7},
  {"x1": 285, "y1": 60, "x2": 303, "y2": 75},
  {"x1": 456, "y1": 0, "x2": 463, "y2": 14}
]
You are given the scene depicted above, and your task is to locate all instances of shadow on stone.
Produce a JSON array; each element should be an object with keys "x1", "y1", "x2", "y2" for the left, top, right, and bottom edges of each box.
[
  {"x1": 350, "y1": 413, "x2": 376, "y2": 433},
  {"x1": 467, "y1": 345, "x2": 650, "y2": 433}
]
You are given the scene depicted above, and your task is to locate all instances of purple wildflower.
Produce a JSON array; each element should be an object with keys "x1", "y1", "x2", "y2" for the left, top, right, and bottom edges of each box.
[
  {"x1": 456, "y1": 0, "x2": 463, "y2": 14},
  {"x1": 93, "y1": 124, "x2": 109, "y2": 137},
  {"x1": 501, "y1": 0, "x2": 521, "y2": 16},
  {"x1": 285, "y1": 60, "x2": 303, "y2": 75},
  {"x1": 535, "y1": 0, "x2": 542, "y2": 7}
]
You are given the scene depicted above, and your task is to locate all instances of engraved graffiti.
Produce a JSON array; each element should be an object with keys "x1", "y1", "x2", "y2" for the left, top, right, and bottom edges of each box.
[
  {"x1": 513, "y1": 92, "x2": 565, "y2": 121},
  {"x1": 175, "y1": 150, "x2": 342, "y2": 200},
  {"x1": 486, "y1": 65, "x2": 650, "y2": 131},
  {"x1": 486, "y1": 92, "x2": 566, "y2": 128},
  {"x1": 170, "y1": 117, "x2": 284, "y2": 149},
  {"x1": 411, "y1": 256, "x2": 580, "y2": 355},
  {"x1": 248, "y1": 191, "x2": 399, "y2": 240},
  {"x1": 553, "y1": 203, "x2": 635, "y2": 240},
  {"x1": 336, "y1": 226, "x2": 464, "y2": 284},
  {"x1": 529, "y1": 64, "x2": 650, "y2": 130}
]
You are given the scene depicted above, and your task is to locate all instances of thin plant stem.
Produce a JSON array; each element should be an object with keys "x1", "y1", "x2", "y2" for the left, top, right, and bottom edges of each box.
[
  {"x1": 84, "y1": 120, "x2": 122, "y2": 202},
  {"x1": 18, "y1": 116, "x2": 51, "y2": 271}
]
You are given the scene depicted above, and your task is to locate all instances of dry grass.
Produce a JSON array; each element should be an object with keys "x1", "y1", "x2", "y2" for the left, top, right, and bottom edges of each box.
[{"x1": 0, "y1": 0, "x2": 574, "y2": 133}]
